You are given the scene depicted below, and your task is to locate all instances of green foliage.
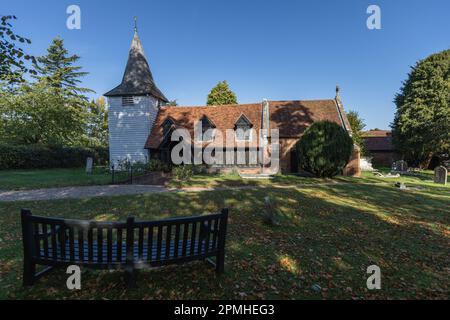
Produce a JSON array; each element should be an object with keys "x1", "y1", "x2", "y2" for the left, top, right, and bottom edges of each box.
[
  {"x1": 146, "y1": 159, "x2": 171, "y2": 173},
  {"x1": 172, "y1": 165, "x2": 194, "y2": 181},
  {"x1": 392, "y1": 49, "x2": 450, "y2": 167},
  {"x1": 85, "y1": 97, "x2": 108, "y2": 147},
  {"x1": 33, "y1": 37, "x2": 93, "y2": 97},
  {"x1": 0, "y1": 15, "x2": 36, "y2": 89},
  {"x1": 0, "y1": 144, "x2": 108, "y2": 170},
  {"x1": 206, "y1": 80, "x2": 237, "y2": 106},
  {"x1": 166, "y1": 99, "x2": 178, "y2": 106},
  {"x1": 346, "y1": 110, "x2": 366, "y2": 155},
  {"x1": 297, "y1": 121, "x2": 353, "y2": 177},
  {"x1": 0, "y1": 82, "x2": 89, "y2": 145},
  {"x1": 0, "y1": 36, "x2": 103, "y2": 148}
]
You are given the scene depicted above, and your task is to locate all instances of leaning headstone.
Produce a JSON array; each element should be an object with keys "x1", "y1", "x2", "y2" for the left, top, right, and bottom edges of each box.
[
  {"x1": 434, "y1": 166, "x2": 447, "y2": 185},
  {"x1": 85, "y1": 157, "x2": 93, "y2": 174}
]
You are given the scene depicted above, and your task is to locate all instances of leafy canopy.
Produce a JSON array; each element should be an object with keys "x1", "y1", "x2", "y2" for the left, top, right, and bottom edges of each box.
[
  {"x1": 391, "y1": 49, "x2": 450, "y2": 167},
  {"x1": 297, "y1": 121, "x2": 353, "y2": 178},
  {"x1": 206, "y1": 80, "x2": 237, "y2": 106},
  {"x1": 0, "y1": 15, "x2": 36, "y2": 89}
]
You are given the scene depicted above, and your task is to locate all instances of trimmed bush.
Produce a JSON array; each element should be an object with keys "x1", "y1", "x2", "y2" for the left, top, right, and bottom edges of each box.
[
  {"x1": 0, "y1": 144, "x2": 109, "y2": 170},
  {"x1": 296, "y1": 121, "x2": 353, "y2": 177}
]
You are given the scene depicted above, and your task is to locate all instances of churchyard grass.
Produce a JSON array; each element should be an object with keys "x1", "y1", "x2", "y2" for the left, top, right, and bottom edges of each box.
[{"x1": 0, "y1": 174, "x2": 448, "y2": 299}]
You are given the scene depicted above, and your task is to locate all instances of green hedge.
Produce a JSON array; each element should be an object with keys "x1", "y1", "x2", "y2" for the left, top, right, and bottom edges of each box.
[{"x1": 0, "y1": 144, "x2": 109, "y2": 170}]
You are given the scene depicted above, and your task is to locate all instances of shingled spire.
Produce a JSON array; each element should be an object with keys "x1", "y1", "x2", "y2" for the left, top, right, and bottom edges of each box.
[{"x1": 104, "y1": 27, "x2": 168, "y2": 102}]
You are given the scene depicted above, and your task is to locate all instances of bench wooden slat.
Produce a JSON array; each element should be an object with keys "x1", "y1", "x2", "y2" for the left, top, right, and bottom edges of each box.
[
  {"x1": 69, "y1": 226, "x2": 75, "y2": 261},
  {"x1": 156, "y1": 225, "x2": 162, "y2": 260},
  {"x1": 204, "y1": 220, "x2": 211, "y2": 254},
  {"x1": 51, "y1": 224, "x2": 57, "y2": 260},
  {"x1": 88, "y1": 229, "x2": 93, "y2": 262},
  {"x1": 197, "y1": 221, "x2": 205, "y2": 255},
  {"x1": 174, "y1": 224, "x2": 180, "y2": 258},
  {"x1": 42, "y1": 224, "x2": 49, "y2": 258},
  {"x1": 165, "y1": 225, "x2": 172, "y2": 259},
  {"x1": 60, "y1": 224, "x2": 66, "y2": 260},
  {"x1": 181, "y1": 223, "x2": 189, "y2": 257},
  {"x1": 33, "y1": 224, "x2": 40, "y2": 257},
  {"x1": 97, "y1": 228, "x2": 103, "y2": 263},
  {"x1": 138, "y1": 226, "x2": 144, "y2": 259},
  {"x1": 190, "y1": 222, "x2": 197, "y2": 256},
  {"x1": 116, "y1": 227, "x2": 123, "y2": 263},
  {"x1": 78, "y1": 229, "x2": 84, "y2": 261},
  {"x1": 107, "y1": 228, "x2": 113, "y2": 263},
  {"x1": 147, "y1": 226, "x2": 153, "y2": 262}
]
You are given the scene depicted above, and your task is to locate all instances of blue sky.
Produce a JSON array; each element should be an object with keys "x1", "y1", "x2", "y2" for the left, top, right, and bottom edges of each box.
[{"x1": 3, "y1": 0, "x2": 449, "y2": 129}]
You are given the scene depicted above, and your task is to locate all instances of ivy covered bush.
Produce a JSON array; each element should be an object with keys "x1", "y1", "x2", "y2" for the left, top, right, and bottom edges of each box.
[{"x1": 296, "y1": 121, "x2": 353, "y2": 178}]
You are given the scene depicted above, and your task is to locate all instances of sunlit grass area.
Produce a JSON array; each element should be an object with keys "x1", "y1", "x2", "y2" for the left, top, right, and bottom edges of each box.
[
  {"x1": 0, "y1": 168, "x2": 114, "y2": 190},
  {"x1": 0, "y1": 175, "x2": 448, "y2": 299}
]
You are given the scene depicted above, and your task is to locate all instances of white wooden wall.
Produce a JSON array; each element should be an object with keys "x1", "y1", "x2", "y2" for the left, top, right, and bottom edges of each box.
[{"x1": 107, "y1": 95, "x2": 159, "y2": 168}]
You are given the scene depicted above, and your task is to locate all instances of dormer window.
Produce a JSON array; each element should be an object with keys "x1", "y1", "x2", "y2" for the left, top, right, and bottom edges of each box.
[
  {"x1": 122, "y1": 96, "x2": 135, "y2": 106},
  {"x1": 198, "y1": 116, "x2": 215, "y2": 141},
  {"x1": 235, "y1": 115, "x2": 252, "y2": 141},
  {"x1": 162, "y1": 118, "x2": 174, "y2": 135}
]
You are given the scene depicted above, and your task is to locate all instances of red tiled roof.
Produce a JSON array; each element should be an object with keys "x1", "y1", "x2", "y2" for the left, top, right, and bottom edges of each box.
[
  {"x1": 269, "y1": 100, "x2": 346, "y2": 137},
  {"x1": 145, "y1": 100, "x2": 350, "y2": 149},
  {"x1": 362, "y1": 130, "x2": 392, "y2": 138}
]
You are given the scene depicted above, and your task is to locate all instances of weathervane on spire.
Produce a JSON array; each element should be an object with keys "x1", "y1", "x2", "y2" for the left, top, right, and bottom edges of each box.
[
  {"x1": 336, "y1": 85, "x2": 340, "y2": 98},
  {"x1": 134, "y1": 16, "x2": 138, "y2": 32}
]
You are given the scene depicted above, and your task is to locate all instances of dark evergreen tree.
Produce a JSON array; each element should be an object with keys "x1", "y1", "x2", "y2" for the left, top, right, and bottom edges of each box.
[
  {"x1": 33, "y1": 37, "x2": 93, "y2": 98},
  {"x1": 297, "y1": 121, "x2": 353, "y2": 178},
  {"x1": 392, "y1": 49, "x2": 450, "y2": 168}
]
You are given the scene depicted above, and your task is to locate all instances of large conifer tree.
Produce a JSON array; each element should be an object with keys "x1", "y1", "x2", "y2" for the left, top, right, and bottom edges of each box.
[
  {"x1": 391, "y1": 49, "x2": 450, "y2": 167},
  {"x1": 33, "y1": 37, "x2": 92, "y2": 98}
]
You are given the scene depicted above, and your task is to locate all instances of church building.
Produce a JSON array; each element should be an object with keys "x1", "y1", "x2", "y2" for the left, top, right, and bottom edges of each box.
[{"x1": 104, "y1": 27, "x2": 360, "y2": 176}]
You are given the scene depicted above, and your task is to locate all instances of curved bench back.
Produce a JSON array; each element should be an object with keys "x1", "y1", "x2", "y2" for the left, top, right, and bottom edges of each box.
[{"x1": 21, "y1": 209, "x2": 228, "y2": 268}]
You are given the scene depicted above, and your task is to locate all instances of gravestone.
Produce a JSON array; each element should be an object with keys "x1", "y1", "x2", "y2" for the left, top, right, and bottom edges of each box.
[
  {"x1": 392, "y1": 160, "x2": 408, "y2": 172},
  {"x1": 434, "y1": 166, "x2": 447, "y2": 185},
  {"x1": 85, "y1": 157, "x2": 93, "y2": 174}
]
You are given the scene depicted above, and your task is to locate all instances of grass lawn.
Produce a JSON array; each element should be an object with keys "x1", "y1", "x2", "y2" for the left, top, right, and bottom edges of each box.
[
  {"x1": 0, "y1": 168, "x2": 114, "y2": 190},
  {"x1": 0, "y1": 175, "x2": 448, "y2": 299}
]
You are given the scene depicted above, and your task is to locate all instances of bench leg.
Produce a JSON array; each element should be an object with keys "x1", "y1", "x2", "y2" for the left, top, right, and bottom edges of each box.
[
  {"x1": 125, "y1": 268, "x2": 137, "y2": 288},
  {"x1": 23, "y1": 260, "x2": 36, "y2": 286}
]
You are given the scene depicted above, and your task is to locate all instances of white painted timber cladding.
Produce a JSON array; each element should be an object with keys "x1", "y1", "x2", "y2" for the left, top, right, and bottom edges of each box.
[{"x1": 107, "y1": 96, "x2": 159, "y2": 168}]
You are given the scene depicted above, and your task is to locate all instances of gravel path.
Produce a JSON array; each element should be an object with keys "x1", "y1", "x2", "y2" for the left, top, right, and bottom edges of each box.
[
  {"x1": 0, "y1": 184, "x2": 260, "y2": 202},
  {"x1": 0, "y1": 185, "x2": 167, "y2": 202}
]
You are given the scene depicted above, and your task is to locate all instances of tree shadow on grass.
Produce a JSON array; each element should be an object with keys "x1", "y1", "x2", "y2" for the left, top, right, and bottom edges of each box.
[{"x1": 0, "y1": 184, "x2": 448, "y2": 299}]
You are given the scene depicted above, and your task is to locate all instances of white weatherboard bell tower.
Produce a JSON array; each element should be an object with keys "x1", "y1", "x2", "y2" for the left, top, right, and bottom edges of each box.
[{"x1": 104, "y1": 21, "x2": 168, "y2": 168}]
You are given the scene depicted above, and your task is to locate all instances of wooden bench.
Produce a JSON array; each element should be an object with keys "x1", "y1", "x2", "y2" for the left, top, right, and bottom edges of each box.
[{"x1": 21, "y1": 208, "x2": 229, "y2": 287}]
